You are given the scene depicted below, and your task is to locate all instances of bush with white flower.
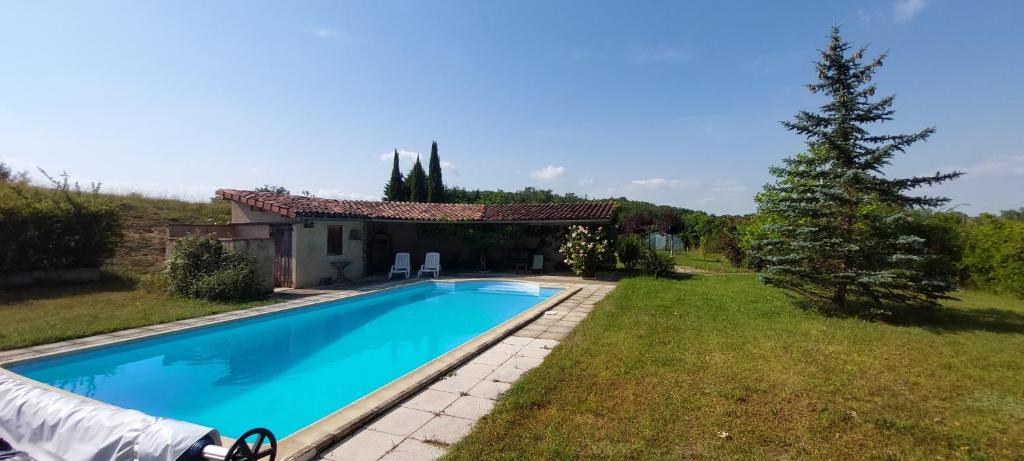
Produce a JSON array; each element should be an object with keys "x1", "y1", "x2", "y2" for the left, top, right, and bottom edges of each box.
[{"x1": 559, "y1": 225, "x2": 613, "y2": 278}]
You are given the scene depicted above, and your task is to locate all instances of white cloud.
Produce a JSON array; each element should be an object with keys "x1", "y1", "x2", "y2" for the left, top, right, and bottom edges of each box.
[
  {"x1": 706, "y1": 180, "x2": 748, "y2": 194},
  {"x1": 634, "y1": 45, "x2": 690, "y2": 63},
  {"x1": 379, "y1": 149, "x2": 422, "y2": 163},
  {"x1": 304, "y1": 27, "x2": 348, "y2": 40},
  {"x1": 440, "y1": 161, "x2": 457, "y2": 173},
  {"x1": 577, "y1": 178, "x2": 596, "y2": 186},
  {"x1": 568, "y1": 50, "x2": 595, "y2": 62},
  {"x1": 628, "y1": 178, "x2": 699, "y2": 189},
  {"x1": 894, "y1": 0, "x2": 928, "y2": 22},
  {"x1": 314, "y1": 189, "x2": 378, "y2": 201},
  {"x1": 529, "y1": 165, "x2": 566, "y2": 181},
  {"x1": 958, "y1": 155, "x2": 1024, "y2": 178},
  {"x1": 857, "y1": 7, "x2": 873, "y2": 23},
  {"x1": 631, "y1": 178, "x2": 673, "y2": 188}
]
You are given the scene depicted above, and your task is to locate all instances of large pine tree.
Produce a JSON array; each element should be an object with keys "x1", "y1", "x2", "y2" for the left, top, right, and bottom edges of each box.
[
  {"x1": 407, "y1": 156, "x2": 428, "y2": 202},
  {"x1": 383, "y1": 150, "x2": 407, "y2": 201},
  {"x1": 426, "y1": 141, "x2": 445, "y2": 203},
  {"x1": 752, "y1": 27, "x2": 961, "y2": 311}
]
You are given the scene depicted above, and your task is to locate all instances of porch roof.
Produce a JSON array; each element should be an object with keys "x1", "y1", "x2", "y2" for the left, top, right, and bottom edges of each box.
[{"x1": 216, "y1": 189, "x2": 614, "y2": 224}]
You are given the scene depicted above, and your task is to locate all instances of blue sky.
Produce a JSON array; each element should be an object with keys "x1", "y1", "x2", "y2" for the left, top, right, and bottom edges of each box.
[{"x1": 2, "y1": 0, "x2": 1021, "y2": 214}]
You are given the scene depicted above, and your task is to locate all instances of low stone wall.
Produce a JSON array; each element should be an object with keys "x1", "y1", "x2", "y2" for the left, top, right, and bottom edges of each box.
[
  {"x1": 0, "y1": 268, "x2": 101, "y2": 286},
  {"x1": 167, "y1": 223, "x2": 271, "y2": 240}
]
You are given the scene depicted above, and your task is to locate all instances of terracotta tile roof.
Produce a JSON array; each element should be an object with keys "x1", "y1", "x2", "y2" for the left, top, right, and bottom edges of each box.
[{"x1": 216, "y1": 189, "x2": 614, "y2": 223}]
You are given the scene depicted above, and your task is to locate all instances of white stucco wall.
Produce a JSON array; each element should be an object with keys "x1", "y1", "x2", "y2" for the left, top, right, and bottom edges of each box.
[
  {"x1": 228, "y1": 239, "x2": 276, "y2": 292},
  {"x1": 292, "y1": 220, "x2": 366, "y2": 288},
  {"x1": 226, "y1": 202, "x2": 367, "y2": 288}
]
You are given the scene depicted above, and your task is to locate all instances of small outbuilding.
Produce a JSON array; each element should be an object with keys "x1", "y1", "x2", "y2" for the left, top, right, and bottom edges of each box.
[{"x1": 169, "y1": 189, "x2": 615, "y2": 289}]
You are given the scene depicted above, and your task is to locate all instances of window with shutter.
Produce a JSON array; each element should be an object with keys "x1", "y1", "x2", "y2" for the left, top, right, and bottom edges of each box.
[{"x1": 327, "y1": 225, "x2": 344, "y2": 255}]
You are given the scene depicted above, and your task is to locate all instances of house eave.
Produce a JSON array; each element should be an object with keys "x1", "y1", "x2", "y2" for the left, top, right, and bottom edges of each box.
[{"x1": 359, "y1": 218, "x2": 611, "y2": 225}]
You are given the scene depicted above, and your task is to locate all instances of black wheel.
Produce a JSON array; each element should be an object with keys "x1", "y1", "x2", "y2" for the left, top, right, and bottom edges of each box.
[{"x1": 225, "y1": 428, "x2": 277, "y2": 461}]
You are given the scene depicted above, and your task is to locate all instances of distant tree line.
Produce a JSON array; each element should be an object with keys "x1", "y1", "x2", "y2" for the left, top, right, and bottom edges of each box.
[{"x1": 730, "y1": 209, "x2": 1024, "y2": 300}]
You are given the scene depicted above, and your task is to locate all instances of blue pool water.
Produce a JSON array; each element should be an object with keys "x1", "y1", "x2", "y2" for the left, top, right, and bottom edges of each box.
[{"x1": 7, "y1": 281, "x2": 559, "y2": 438}]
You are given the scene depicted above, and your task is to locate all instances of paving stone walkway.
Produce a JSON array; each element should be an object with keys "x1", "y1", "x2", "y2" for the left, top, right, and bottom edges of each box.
[{"x1": 318, "y1": 283, "x2": 614, "y2": 461}]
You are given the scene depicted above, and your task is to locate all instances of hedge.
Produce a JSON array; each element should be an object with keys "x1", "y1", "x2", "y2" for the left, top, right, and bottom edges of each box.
[
  {"x1": 960, "y1": 214, "x2": 1024, "y2": 298},
  {"x1": 0, "y1": 185, "x2": 122, "y2": 273}
]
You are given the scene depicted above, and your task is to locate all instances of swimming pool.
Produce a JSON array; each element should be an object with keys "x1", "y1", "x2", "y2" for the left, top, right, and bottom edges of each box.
[{"x1": 5, "y1": 280, "x2": 561, "y2": 439}]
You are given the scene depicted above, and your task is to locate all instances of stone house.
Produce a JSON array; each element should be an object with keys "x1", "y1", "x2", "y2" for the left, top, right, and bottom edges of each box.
[{"x1": 168, "y1": 189, "x2": 615, "y2": 290}]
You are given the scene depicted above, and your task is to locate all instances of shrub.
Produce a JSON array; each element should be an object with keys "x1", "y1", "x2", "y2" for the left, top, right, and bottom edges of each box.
[
  {"x1": 165, "y1": 234, "x2": 262, "y2": 301},
  {"x1": 738, "y1": 212, "x2": 778, "y2": 270},
  {"x1": 617, "y1": 235, "x2": 645, "y2": 269},
  {"x1": 0, "y1": 183, "x2": 123, "y2": 273},
  {"x1": 904, "y1": 211, "x2": 963, "y2": 293},
  {"x1": 559, "y1": 225, "x2": 613, "y2": 278},
  {"x1": 960, "y1": 214, "x2": 1024, "y2": 298},
  {"x1": 638, "y1": 247, "x2": 676, "y2": 278},
  {"x1": 705, "y1": 219, "x2": 745, "y2": 267},
  {"x1": 715, "y1": 232, "x2": 745, "y2": 267},
  {"x1": 190, "y1": 263, "x2": 261, "y2": 301}
]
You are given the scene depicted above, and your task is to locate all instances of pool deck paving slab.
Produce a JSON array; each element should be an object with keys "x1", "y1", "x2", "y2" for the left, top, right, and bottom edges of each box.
[{"x1": 318, "y1": 282, "x2": 613, "y2": 461}]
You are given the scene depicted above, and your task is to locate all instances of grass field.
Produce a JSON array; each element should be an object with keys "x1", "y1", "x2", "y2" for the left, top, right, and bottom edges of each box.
[
  {"x1": 0, "y1": 188, "x2": 252, "y2": 350},
  {"x1": 104, "y1": 192, "x2": 230, "y2": 273},
  {"x1": 0, "y1": 272, "x2": 274, "y2": 350},
  {"x1": 447, "y1": 275, "x2": 1024, "y2": 460},
  {"x1": 670, "y1": 249, "x2": 749, "y2": 273},
  {"x1": 5, "y1": 185, "x2": 231, "y2": 274}
]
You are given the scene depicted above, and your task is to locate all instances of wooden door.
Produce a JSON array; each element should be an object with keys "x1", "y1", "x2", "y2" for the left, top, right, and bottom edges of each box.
[{"x1": 273, "y1": 225, "x2": 293, "y2": 288}]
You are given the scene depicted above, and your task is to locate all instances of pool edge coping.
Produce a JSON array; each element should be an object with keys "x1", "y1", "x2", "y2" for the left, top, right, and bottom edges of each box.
[
  {"x1": 0, "y1": 278, "x2": 567, "y2": 367},
  {"x1": 0, "y1": 277, "x2": 581, "y2": 460}
]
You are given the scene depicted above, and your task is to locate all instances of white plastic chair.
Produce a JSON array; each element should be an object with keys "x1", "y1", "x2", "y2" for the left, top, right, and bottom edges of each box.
[
  {"x1": 531, "y1": 254, "x2": 544, "y2": 274},
  {"x1": 418, "y1": 252, "x2": 442, "y2": 278},
  {"x1": 389, "y1": 253, "x2": 411, "y2": 279}
]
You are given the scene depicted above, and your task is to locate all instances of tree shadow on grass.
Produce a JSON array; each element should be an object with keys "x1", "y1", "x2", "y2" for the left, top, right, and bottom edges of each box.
[
  {"x1": 600, "y1": 269, "x2": 694, "y2": 282},
  {"x1": 879, "y1": 303, "x2": 1024, "y2": 335},
  {"x1": 795, "y1": 297, "x2": 1024, "y2": 335},
  {"x1": 0, "y1": 271, "x2": 139, "y2": 305}
]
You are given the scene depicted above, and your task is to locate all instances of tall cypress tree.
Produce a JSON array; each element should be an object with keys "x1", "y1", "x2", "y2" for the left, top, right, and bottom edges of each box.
[
  {"x1": 751, "y1": 27, "x2": 961, "y2": 311},
  {"x1": 426, "y1": 141, "x2": 445, "y2": 203},
  {"x1": 407, "y1": 156, "x2": 428, "y2": 202},
  {"x1": 383, "y1": 150, "x2": 407, "y2": 201}
]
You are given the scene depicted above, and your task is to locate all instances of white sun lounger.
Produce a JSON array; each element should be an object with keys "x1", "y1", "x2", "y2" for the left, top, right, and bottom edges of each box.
[
  {"x1": 389, "y1": 253, "x2": 411, "y2": 279},
  {"x1": 531, "y1": 254, "x2": 544, "y2": 274},
  {"x1": 418, "y1": 252, "x2": 441, "y2": 278}
]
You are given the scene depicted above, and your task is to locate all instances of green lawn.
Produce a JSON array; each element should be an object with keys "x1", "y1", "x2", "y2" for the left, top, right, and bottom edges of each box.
[
  {"x1": 447, "y1": 275, "x2": 1024, "y2": 460},
  {"x1": 0, "y1": 273, "x2": 274, "y2": 350},
  {"x1": 0, "y1": 188, "x2": 254, "y2": 351},
  {"x1": 8, "y1": 185, "x2": 231, "y2": 274},
  {"x1": 671, "y1": 249, "x2": 750, "y2": 273}
]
